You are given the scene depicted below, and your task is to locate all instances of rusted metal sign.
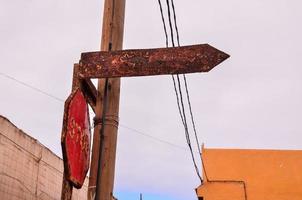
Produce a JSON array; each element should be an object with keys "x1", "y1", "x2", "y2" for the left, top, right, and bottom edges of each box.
[
  {"x1": 61, "y1": 88, "x2": 91, "y2": 188},
  {"x1": 78, "y1": 44, "x2": 229, "y2": 79},
  {"x1": 60, "y1": 43, "x2": 230, "y2": 198}
]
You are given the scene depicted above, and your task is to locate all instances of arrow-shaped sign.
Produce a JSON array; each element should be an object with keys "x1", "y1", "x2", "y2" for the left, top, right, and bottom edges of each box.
[{"x1": 78, "y1": 44, "x2": 229, "y2": 79}]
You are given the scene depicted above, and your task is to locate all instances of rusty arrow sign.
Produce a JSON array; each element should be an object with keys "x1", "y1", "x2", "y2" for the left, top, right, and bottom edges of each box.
[{"x1": 78, "y1": 44, "x2": 229, "y2": 79}]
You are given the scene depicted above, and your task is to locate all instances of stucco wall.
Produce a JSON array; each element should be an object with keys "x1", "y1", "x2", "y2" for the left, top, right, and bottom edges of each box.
[
  {"x1": 0, "y1": 115, "x2": 88, "y2": 200},
  {"x1": 197, "y1": 148, "x2": 302, "y2": 200}
]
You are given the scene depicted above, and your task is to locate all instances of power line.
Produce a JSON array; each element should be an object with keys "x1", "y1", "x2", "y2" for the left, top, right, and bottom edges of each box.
[
  {"x1": 183, "y1": 75, "x2": 202, "y2": 154},
  {"x1": 165, "y1": 0, "x2": 175, "y2": 47},
  {"x1": 169, "y1": 0, "x2": 202, "y2": 156},
  {"x1": 119, "y1": 124, "x2": 193, "y2": 152},
  {"x1": 0, "y1": 71, "x2": 196, "y2": 153},
  {"x1": 0, "y1": 72, "x2": 64, "y2": 102},
  {"x1": 169, "y1": 0, "x2": 202, "y2": 155},
  {"x1": 157, "y1": 0, "x2": 203, "y2": 183},
  {"x1": 157, "y1": 0, "x2": 169, "y2": 47},
  {"x1": 170, "y1": 0, "x2": 180, "y2": 47}
]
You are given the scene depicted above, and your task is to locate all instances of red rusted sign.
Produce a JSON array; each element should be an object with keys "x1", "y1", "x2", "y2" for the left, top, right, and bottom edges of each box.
[
  {"x1": 78, "y1": 44, "x2": 229, "y2": 79},
  {"x1": 61, "y1": 88, "x2": 91, "y2": 188}
]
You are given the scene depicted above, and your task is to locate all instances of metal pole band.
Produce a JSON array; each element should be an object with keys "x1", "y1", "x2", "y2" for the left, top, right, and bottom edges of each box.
[{"x1": 93, "y1": 116, "x2": 119, "y2": 128}]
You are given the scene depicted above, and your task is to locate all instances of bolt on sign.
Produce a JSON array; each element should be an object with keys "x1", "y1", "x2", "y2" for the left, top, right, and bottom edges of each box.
[{"x1": 61, "y1": 88, "x2": 91, "y2": 188}]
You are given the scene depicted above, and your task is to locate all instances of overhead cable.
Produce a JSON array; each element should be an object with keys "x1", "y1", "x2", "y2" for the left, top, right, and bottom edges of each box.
[
  {"x1": 0, "y1": 71, "x2": 193, "y2": 153},
  {"x1": 157, "y1": 0, "x2": 203, "y2": 183}
]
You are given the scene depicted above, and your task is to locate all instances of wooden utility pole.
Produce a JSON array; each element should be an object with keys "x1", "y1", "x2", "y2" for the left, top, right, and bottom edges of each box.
[
  {"x1": 61, "y1": 175, "x2": 72, "y2": 200},
  {"x1": 88, "y1": 0, "x2": 126, "y2": 200},
  {"x1": 61, "y1": 2, "x2": 228, "y2": 200}
]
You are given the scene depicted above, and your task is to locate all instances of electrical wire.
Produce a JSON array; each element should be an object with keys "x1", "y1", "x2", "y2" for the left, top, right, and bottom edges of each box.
[
  {"x1": 0, "y1": 72, "x2": 64, "y2": 102},
  {"x1": 157, "y1": 0, "x2": 169, "y2": 47},
  {"x1": 169, "y1": 0, "x2": 202, "y2": 155},
  {"x1": 169, "y1": 0, "x2": 202, "y2": 159},
  {"x1": 119, "y1": 124, "x2": 197, "y2": 152},
  {"x1": 157, "y1": 0, "x2": 203, "y2": 183},
  {"x1": 176, "y1": 73, "x2": 203, "y2": 182},
  {"x1": 165, "y1": 0, "x2": 175, "y2": 47},
  {"x1": 170, "y1": 0, "x2": 180, "y2": 47},
  {"x1": 0, "y1": 71, "x2": 196, "y2": 154},
  {"x1": 183, "y1": 74, "x2": 202, "y2": 154}
]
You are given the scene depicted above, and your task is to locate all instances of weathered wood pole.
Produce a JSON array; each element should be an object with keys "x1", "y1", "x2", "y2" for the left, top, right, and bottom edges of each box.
[
  {"x1": 88, "y1": 0, "x2": 125, "y2": 200},
  {"x1": 61, "y1": 175, "x2": 73, "y2": 200}
]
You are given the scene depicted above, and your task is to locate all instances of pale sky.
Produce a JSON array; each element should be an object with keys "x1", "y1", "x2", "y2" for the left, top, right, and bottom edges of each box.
[{"x1": 1, "y1": 0, "x2": 302, "y2": 199}]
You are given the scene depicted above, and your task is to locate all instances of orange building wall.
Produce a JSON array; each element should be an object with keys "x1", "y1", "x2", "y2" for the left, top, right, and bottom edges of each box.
[{"x1": 196, "y1": 148, "x2": 302, "y2": 200}]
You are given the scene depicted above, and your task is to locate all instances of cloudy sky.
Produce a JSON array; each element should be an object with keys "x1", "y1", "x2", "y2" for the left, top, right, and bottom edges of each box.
[{"x1": 1, "y1": 0, "x2": 302, "y2": 199}]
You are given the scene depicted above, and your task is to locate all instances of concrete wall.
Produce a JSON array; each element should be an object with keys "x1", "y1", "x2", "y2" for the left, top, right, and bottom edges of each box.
[
  {"x1": 0, "y1": 115, "x2": 88, "y2": 200},
  {"x1": 197, "y1": 148, "x2": 302, "y2": 200}
]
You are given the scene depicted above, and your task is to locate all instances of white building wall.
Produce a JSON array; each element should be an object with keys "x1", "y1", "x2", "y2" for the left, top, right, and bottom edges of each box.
[{"x1": 0, "y1": 115, "x2": 88, "y2": 200}]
